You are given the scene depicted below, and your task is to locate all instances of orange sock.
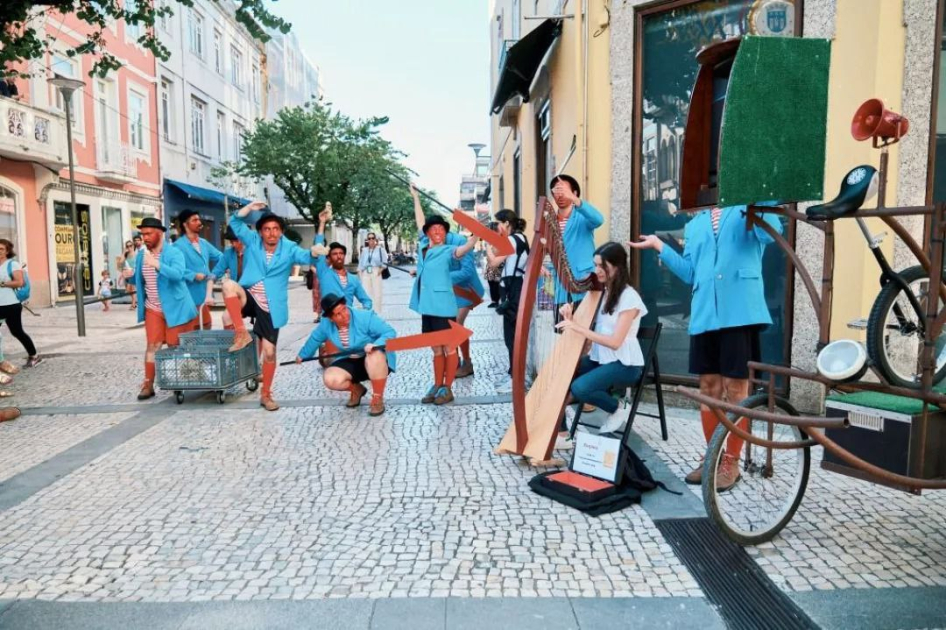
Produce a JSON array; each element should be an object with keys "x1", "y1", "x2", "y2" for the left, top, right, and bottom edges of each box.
[
  {"x1": 145, "y1": 361, "x2": 156, "y2": 383},
  {"x1": 224, "y1": 296, "x2": 246, "y2": 333},
  {"x1": 460, "y1": 340, "x2": 471, "y2": 364},
  {"x1": 726, "y1": 416, "x2": 747, "y2": 458},
  {"x1": 433, "y1": 354, "x2": 445, "y2": 387},
  {"x1": 700, "y1": 408, "x2": 718, "y2": 444},
  {"x1": 261, "y1": 361, "x2": 276, "y2": 398},
  {"x1": 371, "y1": 377, "x2": 387, "y2": 398},
  {"x1": 444, "y1": 352, "x2": 459, "y2": 387}
]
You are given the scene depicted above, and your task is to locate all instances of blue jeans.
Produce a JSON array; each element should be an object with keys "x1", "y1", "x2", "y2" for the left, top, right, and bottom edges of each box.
[{"x1": 570, "y1": 356, "x2": 643, "y2": 414}]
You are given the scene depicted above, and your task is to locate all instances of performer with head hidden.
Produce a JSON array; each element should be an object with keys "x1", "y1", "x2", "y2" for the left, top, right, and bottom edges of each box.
[{"x1": 173, "y1": 209, "x2": 223, "y2": 330}]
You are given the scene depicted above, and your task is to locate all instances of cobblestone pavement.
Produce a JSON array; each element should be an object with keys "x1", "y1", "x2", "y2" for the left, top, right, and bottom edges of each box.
[{"x1": 1, "y1": 274, "x2": 945, "y2": 629}]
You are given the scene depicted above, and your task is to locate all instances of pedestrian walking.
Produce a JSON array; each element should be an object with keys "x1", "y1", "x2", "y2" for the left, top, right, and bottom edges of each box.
[
  {"x1": 98, "y1": 269, "x2": 113, "y2": 311},
  {"x1": 485, "y1": 209, "x2": 529, "y2": 392},
  {"x1": 0, "y1": 239, "x2": 41, "y2": 368},
  {"x1": 358, "y1": 232, "x2": 388, "y2": 313}
]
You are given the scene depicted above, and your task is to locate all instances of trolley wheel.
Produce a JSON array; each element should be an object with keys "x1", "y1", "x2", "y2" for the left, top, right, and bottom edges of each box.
[
  {"x1": 215, "y1": 391, "x2": 226, "y2": 404},
  {"x1": 175, "y1": 391, "x2": 184, "y2": 405},
  {"x1": 246, "y1": 378, "x2": 259, "y2": 392},
  {"x1": 702, "y1": 393, "x2": 810, "y2": 546}
]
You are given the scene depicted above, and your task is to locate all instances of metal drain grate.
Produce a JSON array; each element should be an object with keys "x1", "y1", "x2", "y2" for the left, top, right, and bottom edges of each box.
[{"x1": 656, "y1": 518, "x2": 819, "y2": 630}]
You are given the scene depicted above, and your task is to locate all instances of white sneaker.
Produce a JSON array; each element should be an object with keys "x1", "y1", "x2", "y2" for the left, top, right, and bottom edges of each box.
[
  {"x1": 496, "y1": 377, "x2": 513, "y2": 394},
  {"x1": 598, "y1": 408, "x2": 628, "y2": 435},
  {"x1": 554, "y1": 434, "x2": 574, "y2": 451}
]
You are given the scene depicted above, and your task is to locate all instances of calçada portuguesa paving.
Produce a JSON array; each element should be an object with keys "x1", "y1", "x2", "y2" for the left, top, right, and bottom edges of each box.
[{"x1": 0, "y1": 273, "x2": 944, "y2": 630}]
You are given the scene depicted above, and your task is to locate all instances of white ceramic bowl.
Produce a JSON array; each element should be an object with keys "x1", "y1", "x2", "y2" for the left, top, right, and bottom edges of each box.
[{"x1": 816, "y1": 339, "x2": 868, "y2": 382}]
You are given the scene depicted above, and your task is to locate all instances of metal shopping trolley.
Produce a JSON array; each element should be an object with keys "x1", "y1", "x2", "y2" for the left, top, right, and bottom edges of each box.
[{"x1": 155, "y1": 330, "x2": 260, "y2": 404}]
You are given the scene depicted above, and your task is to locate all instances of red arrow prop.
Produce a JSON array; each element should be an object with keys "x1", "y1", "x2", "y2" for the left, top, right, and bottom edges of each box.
[
  {"x1": 452, "y1": 209, "x2": 515, "y2": 257},
  {"x1": 385, "y1": 320, "x2": 473, "y2": 352},
  {"x1": 453, "y1": 285, "x2": 484, "y2": 309}
]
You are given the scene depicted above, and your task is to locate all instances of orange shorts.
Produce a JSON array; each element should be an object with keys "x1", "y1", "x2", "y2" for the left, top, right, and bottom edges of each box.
[{"x1": 145, "y1": 309, "x2": 198, "y2": 347}]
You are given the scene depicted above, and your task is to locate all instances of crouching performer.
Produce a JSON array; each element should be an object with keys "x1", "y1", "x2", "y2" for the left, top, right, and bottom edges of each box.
[{"x1": 296, "y1": 293, "x2": 396, "y2": 416}]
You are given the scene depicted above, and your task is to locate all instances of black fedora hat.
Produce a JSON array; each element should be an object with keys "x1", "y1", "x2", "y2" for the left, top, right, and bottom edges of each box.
[
  {"x1": 321, "y1": 293, "x2": 347, "y2": 316},
  {"x1": 255, "y1": 212, "x2": 286, "y2": 232},
  {"x1": 138, "y1": 217, "x2": 166, "y2": 232},
  {"x1": 224, "y1": 226, "x2": 237, "y2": 241},
  {"x1": 177, "y1": 209, "x2": 199, "y2": 225},
  {"x1": 422, "y1": 214, "x2": 450, "y2": 235}
]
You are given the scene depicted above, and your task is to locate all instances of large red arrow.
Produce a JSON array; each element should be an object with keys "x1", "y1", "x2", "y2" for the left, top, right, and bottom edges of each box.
[
  {"x1": 385, "y1": 320, "x2": 473, "y2": 352},
  {"x1": 452, "y1": 209, "x2": 515, "y2": 256},
  {"x1": 454, "y1": 285, "x2": 484, "y2": 308}
]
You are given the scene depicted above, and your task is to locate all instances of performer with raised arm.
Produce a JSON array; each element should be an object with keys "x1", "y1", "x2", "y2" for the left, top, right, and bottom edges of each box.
[
  {"x1": 314, "y1": 208, "x2": 373, "y2": 310},
  {"x1": 410, "y1": 185, "x2": 484, "y2": 379},
  {"x1": 211, "y1": 226, "x2": 245, "y2": 330},
  {"x1": 133, "y1": 218, "x2": 198, "y2": 400},
  {"x1": 296, "y1": 293, "x2": 396, "y2": 416},
  {"x1": 173, "y1": 209, "x2": 222, "y2": 330},
  {"x1": 408, "y1": 185, "x2": 480, "y2": 405},
  {"x1": 629, "y1": 204, "x2": 782, "y2": 491},
  {"x1": 222, "y1": 201, "x2": 323, "y2": 411}
]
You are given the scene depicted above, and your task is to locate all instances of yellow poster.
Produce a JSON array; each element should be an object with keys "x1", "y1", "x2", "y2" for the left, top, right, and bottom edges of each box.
[{"x1": 55, "y1": 225, "x2": 75, "y2": 262}]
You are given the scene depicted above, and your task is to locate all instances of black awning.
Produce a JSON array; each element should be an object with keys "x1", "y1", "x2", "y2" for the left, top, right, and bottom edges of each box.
[{"x1": 490, "y1": 19, "x2": 562, "y2": 114}]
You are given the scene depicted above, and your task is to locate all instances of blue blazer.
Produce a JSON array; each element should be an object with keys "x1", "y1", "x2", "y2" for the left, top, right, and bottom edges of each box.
[
  {"x1": 298, "y1": 307, "x2": 397, "y2": 371},
  {"x1": 173, "y1": 236, "x2": 222, "y2": 308},
  {"x1": 211, "y1": 247, "x2": 243, "y2": 281},
  {"x1": 134, "y1": 245, "x2": 198, "y2": 328},
  {"x1": 552, "y1": 200, "x2": 604, "y2": 303},
  {"x1": 230, "y1": 214, "x2": 316, "y2": 329},
  {"x1": 658, "y1": 205, "x2": 782, "y2": 335},
  {"x1": 419, "y1": 232, "x2": 485, "y2": 308},
  {"x1": 313, "y1": 235, "x2": 373, "y2": 310},
  {"x1": 409, "y1": 241, "x2": 459, "y2": 318}
]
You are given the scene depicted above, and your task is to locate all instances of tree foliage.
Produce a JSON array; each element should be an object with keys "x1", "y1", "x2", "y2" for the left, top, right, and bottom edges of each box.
[{"x1": 1, "y1": 0, "x2": 290, "y2": 79}]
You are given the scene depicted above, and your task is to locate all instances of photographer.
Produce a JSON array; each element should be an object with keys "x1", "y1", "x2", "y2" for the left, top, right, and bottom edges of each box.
[{"x1": 486, "y1": 210, "x2": 528, "y2": 393}]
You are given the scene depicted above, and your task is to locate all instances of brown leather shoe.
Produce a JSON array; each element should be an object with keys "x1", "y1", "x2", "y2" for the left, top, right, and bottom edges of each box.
[
  {"x1": 228, "y1": 330, "x2": 253, "y2": 352},
  {"x1": 137, "y1": 381, "x2": 155, "y2": 400},
  {"x1": 684, "y1": 460, "x2": 704, "y2": 485},
  {"x1": 347, "y1": 383, "x2": 367, "y2": 408},
  {"x1": 0, "y1": 407, "x2": 20, "y2": 422},
  {"x1": 456, "y1": 361, "x2": 474, "y2": 378},
  {"x1": 434, "y1": 386, "x2": 454, "y2": 405},
  {"x1": 368, "y1": 396, "x2": 385, "y2": 416},
  {"x1": 716, "y1": 455, "x2": 742, "y2": 492},
  {"x1": 0, "y1": 360, "x2": 20, "y2": 375},
  {"x1": 260, "y1": 396, "x2": 280, "y2": 411}
]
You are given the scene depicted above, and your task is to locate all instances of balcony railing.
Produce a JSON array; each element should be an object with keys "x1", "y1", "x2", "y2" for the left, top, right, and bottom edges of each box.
[
  {"x1": 0, "y1": 96, "x2": 66, "y2": 168},
  {"x1": 96, "y1": 141, "x2": 137, "y2": 182}
]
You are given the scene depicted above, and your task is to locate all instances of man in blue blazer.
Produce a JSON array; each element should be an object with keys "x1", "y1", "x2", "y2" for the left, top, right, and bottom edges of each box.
[
  {"x1": 211, "y1": 226, "x2": 245, "y2": 329},
  {"x1": 222, "y1": 201, "x2": 322, "y2": 411},
  {"x1": 296, "y1": 293, "x2": 397, "y2": 416},
  {"x1": 546, "y1": 174, "x2": 604, "y2": 314},
  {"x1": 133, "y1": 217, "x2": 198, "y2": 400},
  {"x1": 630, "y1": 204, "x2": 783, "y2": 491},
  {"x1": 173, "y1": 209, "x2": 222, "y2": 330}
]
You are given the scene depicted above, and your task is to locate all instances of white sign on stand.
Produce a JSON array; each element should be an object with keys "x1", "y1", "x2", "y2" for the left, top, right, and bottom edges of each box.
[{"x1": 572, "y1": 432, "x2": 622, "y2": 483}]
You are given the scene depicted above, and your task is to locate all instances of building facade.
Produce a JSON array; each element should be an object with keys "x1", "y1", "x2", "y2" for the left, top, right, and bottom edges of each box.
[{"x1": 1, "y1": 7, "x2": 163, "y2": 307}]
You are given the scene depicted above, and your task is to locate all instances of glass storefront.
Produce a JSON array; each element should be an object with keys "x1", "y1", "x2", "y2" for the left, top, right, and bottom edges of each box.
[
  {"x1": 637, "y1": 0, "x2": 797, "y2": 378},
  {"x1": 54, "y1": 201, "x2": 93, "y2": 300},
  {"x1": 0, "y1": 187, "x2": 18, "y2": 248}
]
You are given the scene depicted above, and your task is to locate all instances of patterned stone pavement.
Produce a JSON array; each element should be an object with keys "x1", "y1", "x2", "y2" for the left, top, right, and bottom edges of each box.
[{"x1": 1, "y1": 273, "x2": 945, "y2": 629}]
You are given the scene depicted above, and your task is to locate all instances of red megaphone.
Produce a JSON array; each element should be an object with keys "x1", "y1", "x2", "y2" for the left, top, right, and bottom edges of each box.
[{"x1": 851, "y1": 98, "x2": 909, "y2": 147}]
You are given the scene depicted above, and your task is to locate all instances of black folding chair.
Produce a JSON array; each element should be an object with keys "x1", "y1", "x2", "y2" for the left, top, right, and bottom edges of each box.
[{"x1": 568, "y1": 323, "x2": 668, "y2": 441}]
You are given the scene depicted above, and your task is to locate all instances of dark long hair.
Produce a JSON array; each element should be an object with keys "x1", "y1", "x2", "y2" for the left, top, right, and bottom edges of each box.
[
  {"x1": 594, "y1": 242, "x2": 632, "y2": 315},
  {"x1": 0, "y1": 238, "x2": 15, "y2": 259},
  {"x1": 494, "y1": 209, "x2": 526, "y2": 233}
]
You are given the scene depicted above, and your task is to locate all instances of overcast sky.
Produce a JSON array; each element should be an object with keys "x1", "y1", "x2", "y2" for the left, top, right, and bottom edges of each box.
[{"x1": 273, "y1": 0, "x2": 492, "y2": 208}]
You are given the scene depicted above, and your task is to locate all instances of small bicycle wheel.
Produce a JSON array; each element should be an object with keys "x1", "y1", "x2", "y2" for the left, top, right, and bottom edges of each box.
[
  {"x1": 215, "y1": 391, "x2": 226, "y2": 404},
  {"x1": 246, "y1": 378, "x2": 259, "y2": 392},
  {"x1": 703, "y1": 394, "x2": 810, "y2": 546},
  {"x1": 175, "y1": 391, "x2": 184, "y2": 405},
  {"x1": 866, "y1": 265, "x2": 946, "y2": 389}
]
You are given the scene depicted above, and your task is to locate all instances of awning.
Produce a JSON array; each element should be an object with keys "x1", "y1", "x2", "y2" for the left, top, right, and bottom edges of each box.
[
  {"x1": 164, "y1": 179, "x2": 251, "y2": 208},
  {"x1": 490, "y1": 19, "x2": 562, "y2": 114}
]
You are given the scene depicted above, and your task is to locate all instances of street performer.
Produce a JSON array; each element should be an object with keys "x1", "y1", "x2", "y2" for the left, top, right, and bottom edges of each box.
[
  {"x1": 174, "y1": 209, "x2": 222, "y2": 330},
  {"x1": 314, "y1": 208, "x2": 373, "y2": 310},
  {"x1": 222, "y1": 201, "x2": 323, "y2": 411},
  {"x1": 211, "y1": 226, "x2": 245, "y2": 330},
  {"x1": 296, "y1": 293, "x2": 396, "y2": 416},
  {"x1": 134, "y1": 217, "x2": 198, "y2": 400},
  {"x1": 409, "y1": 198, "x2": 480, "y2": 405}
]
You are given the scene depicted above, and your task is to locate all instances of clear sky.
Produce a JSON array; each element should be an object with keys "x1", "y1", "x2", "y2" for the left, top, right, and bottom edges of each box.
[{"x1": 272, "y1": 0, "x2": 492, "y2": 208}]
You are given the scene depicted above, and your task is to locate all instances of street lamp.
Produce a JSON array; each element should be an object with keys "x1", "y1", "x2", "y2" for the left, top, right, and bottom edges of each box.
[
  {"x1": 467, "y1": 143, "x2": 487, "y2": 207},
  {"x1": 49, "y1": 74, "x2": 87, "y2": 337}
]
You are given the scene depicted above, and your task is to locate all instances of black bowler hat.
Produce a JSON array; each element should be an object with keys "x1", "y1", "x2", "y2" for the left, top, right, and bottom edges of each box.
[
  {"x1": 255, "y1": 212, "x2": 286, "y2": 231},
  {"x1": 138, "y1": 217, "x2": 166, "y2": 232},
  {"x1": 321, "y1": 293, "x2": 347, "y2": 316},
  {"x1": 422, "y1": 214, "x2": 450, "y2": 235},
  {"x1": 224, "y1": 226, "x2": 237, "y2": 241},
  {"x1": 177, "y1": 209, "x2": 199, "y2": 225},
  {"x1": 550, "y1": 173, "x2": 581, "y2": 198}
]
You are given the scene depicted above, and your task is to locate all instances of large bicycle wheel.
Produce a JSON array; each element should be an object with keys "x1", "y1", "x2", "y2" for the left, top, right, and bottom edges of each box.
[
  {"x1": 866, "y1": 265, "x2": 946, "y2": 389},
  {"x1": 702, "y1": 394, "x2": 810, "y2": 546}
]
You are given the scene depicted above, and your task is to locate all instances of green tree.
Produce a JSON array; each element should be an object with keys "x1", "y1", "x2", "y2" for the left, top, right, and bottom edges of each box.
[{"x1": 1, "y1": 0, "x2": 289, "y2": 79}]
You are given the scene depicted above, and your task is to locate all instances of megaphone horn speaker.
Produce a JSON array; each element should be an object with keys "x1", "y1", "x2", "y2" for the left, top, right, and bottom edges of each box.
[{"x1": 851, "y1": 98, "x2": 910, "y2": 147}]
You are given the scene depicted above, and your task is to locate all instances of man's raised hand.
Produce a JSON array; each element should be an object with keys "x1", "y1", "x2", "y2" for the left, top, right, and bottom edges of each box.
[{"x1": 628, "y1": 235, "x2": 663, "y2": 253}]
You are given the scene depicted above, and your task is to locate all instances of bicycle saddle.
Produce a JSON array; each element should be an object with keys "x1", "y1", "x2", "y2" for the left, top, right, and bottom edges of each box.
[{"x1": 806, "y1": 165, "x2": 879, "y2": 220}]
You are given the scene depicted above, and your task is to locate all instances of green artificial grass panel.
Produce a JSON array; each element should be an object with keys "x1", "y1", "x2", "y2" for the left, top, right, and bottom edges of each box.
[
  {"x1": 718, "y1": 36, "x2": 831, "y2": 207},
  {"x1": 826, "y1": 382, "x2": 946, "y2": 415}
]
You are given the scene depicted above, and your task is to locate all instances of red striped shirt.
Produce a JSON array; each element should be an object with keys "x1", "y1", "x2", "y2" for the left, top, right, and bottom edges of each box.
[
  {"x1": 339, "y1": 325, "x2": 350, "y2": 347},
  {"x1": 248, "y1": 250, "x2": 273, "y2": 312},
  {"x1": 337, "y1": 270, "x2": 348, "y2": 288},
  {"x1": 711, "y1": 207, "x2": 722, "y2": 234},
  {"x1": 143, "y1": 260, "x2": 161, "y2": 312}
]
